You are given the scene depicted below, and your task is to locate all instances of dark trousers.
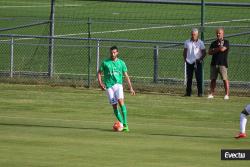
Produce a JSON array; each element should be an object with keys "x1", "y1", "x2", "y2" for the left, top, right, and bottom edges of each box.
[{"x1": 186, "y1": 62, "x2": 203, "y2": 96}]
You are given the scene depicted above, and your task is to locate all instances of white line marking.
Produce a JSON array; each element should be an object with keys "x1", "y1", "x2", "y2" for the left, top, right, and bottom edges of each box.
[
  {"x1": 51, "y1": 18, "x2": 250, "y2": 37},
  {"x1": 0, "y1": 5, "x2": 50, "y2": 8},
  {"x1": 0, "y1": 4, "x2": 84, "y2": 8},
  {"x1": 0, "y1": 1, "x2": 50, "y2": 5}
]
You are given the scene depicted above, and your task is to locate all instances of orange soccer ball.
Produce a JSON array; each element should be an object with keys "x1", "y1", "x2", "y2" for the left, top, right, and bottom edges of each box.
[{"x1": 113, "y1": 121, "x2": 124, "y2": 132}]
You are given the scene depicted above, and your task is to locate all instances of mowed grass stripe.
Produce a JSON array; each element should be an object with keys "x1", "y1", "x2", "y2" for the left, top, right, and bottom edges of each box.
[{"x1": 0, "y1": 83, "x2": 249, "y2": 167}]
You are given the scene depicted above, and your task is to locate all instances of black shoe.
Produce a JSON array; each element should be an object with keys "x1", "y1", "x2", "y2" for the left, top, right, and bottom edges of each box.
[
  {"x1": 198, "y1": 94, "x2": 203, "y2": 97},
  {"x1": 183, "y1": 93, "x2": 191, "y2": 97}
]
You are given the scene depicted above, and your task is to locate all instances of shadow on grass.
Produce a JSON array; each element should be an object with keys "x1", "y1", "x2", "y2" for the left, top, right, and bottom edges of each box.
[
  {"x1": 0, "y1": 122, "x2": 113, "y2": 133},
  {"x1": 149, "y1": 133, "x2": 231, "y2": 139},
  {"x1": 0, "y1": 122, "x2": 242, "y2": 139}
]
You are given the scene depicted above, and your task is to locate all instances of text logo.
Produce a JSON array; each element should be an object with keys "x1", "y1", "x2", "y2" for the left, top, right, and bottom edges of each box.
[{"x1": 221, "y1": 149, "x2": 250, "y2": 160}]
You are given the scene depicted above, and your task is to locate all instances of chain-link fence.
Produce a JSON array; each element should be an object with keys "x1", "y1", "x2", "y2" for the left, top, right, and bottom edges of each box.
[
  {"x1": 0, "y1": 0, "x2": 249, "y2": 96},
  {"x1": 0, "y1": 34, "x2": 249, "y2": 96}
]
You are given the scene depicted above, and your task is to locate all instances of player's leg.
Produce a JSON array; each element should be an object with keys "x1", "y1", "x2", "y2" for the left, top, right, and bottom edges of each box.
[
  {"x1": 115, "y1": 84, "x2": 129, "y2": 131},
  {"x1": 240, "y1": 110, "x2": 248, "y2": 134},
  {"x1": 222, "y1": 80, "x2": 229, "y2": 99},
  {"x1": 195, "y1": 62, "x2": 202, "y2": 96},
  {"x1": 208, "y1": 66, "x2": 217, "y2": 98},
  {"x1": 219, "y1": 66, "x2": 229, "y2": 99},
  {"x1": 235, "y1": 109, "x2": 248, "y2": 139},
  {"x1": 106, "y1": 87, "x2": 123, "y2": 123},
  {"x1": 208, "y1": 80, "x2": 216, "y2": 98},
  {"x1": 112, "y1": 104, "x2": 123, "y2": 124},
  {"x1": 185, "y1": 62, "x2": 194, "y2": 96},
  {"x1": 117, "y1": 99, "x2": 129, "y2": 131}
]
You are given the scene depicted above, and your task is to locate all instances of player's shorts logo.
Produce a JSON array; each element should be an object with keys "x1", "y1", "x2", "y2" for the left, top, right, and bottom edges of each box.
[{"x1": 111, "y1": 98, "x2": 116, "y2": 104}]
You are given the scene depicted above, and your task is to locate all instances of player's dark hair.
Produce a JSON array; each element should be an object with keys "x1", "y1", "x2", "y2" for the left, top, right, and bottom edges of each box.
[{"x1": 110, "y1": 46, "x2": 118, "y2": 51}]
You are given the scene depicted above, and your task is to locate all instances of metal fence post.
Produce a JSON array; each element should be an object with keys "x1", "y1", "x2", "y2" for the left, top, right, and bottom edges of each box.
[
  {"x1": 96, "y1": 40, "x2": 100, "y2": 75},
  {"x1": 10, "y1": 37, "x2": 14, "y2": 78},
  {"x1": 48, "y1": 0, "x2": 55, "y2": 78},
  {"x1": 87, "y1": 17, "x2": 92, "y2": 88},
  {"x1": 201, "y1": 0, "x2": 205, "y2": 95},
  {"x1": 153, "y1": 45, "x2": 159, "y2": 83}
]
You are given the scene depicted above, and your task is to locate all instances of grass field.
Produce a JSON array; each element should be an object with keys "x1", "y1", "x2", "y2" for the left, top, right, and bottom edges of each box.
[{"x1": 0, "y1": 83, "x2": 249, "y2": 167}]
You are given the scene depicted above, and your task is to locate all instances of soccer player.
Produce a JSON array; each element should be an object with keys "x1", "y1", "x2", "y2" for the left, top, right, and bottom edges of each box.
[
  {"x1": 97, "y1": 46, "x2": 135, "y2": 132},
  {"x1": 235, "y1": 104, "x2": 250, "y2": 139}
]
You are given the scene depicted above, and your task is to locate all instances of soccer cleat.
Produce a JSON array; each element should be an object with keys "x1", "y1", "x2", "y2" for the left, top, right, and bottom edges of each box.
[
  {"x1": 207, "y1": 94, "x2": 214, "y2": 99},
  {"x1": 235, "y1": 133, "x2": 247, "y2": 139},
  {"x1": 224, "y1": 95, "x2": 229, "y2": 100},
  {"x1": 123, "y1": 125, "x2": 129, "y2": 132}
]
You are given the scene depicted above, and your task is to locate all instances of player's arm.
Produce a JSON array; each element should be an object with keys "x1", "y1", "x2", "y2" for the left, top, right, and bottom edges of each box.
[
  {"x1": 209, "y1": 47, "x2": 227, "y2": 55},
  {"x1": 209, "y1": 43, "x2": 227, "y2": 55},
  {"x1": 220, "y1": 40, "x2": 229, "y2": 52},
  {"x1": 124, "y1": 72, "x2": 135, "y2": 95},
  {"x1": 201, "y1": 49, "x2": 206, "y2": 59},
  {"x1": 198, "y1": 49, "x2": 206, "y2": 62},
  {"x1": 97, "y1": 71, "x2": 106, "y2": 91}
]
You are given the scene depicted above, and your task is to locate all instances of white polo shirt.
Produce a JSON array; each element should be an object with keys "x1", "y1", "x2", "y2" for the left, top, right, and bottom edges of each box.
[{"x1": 184, "y1": 39, "x2": 205, "y2": 64}]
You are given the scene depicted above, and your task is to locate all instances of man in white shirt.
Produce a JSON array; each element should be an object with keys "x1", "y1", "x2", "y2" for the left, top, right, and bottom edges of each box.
[{"x1": 183, "y1": 28, "x2": 206, "y2": 97}]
